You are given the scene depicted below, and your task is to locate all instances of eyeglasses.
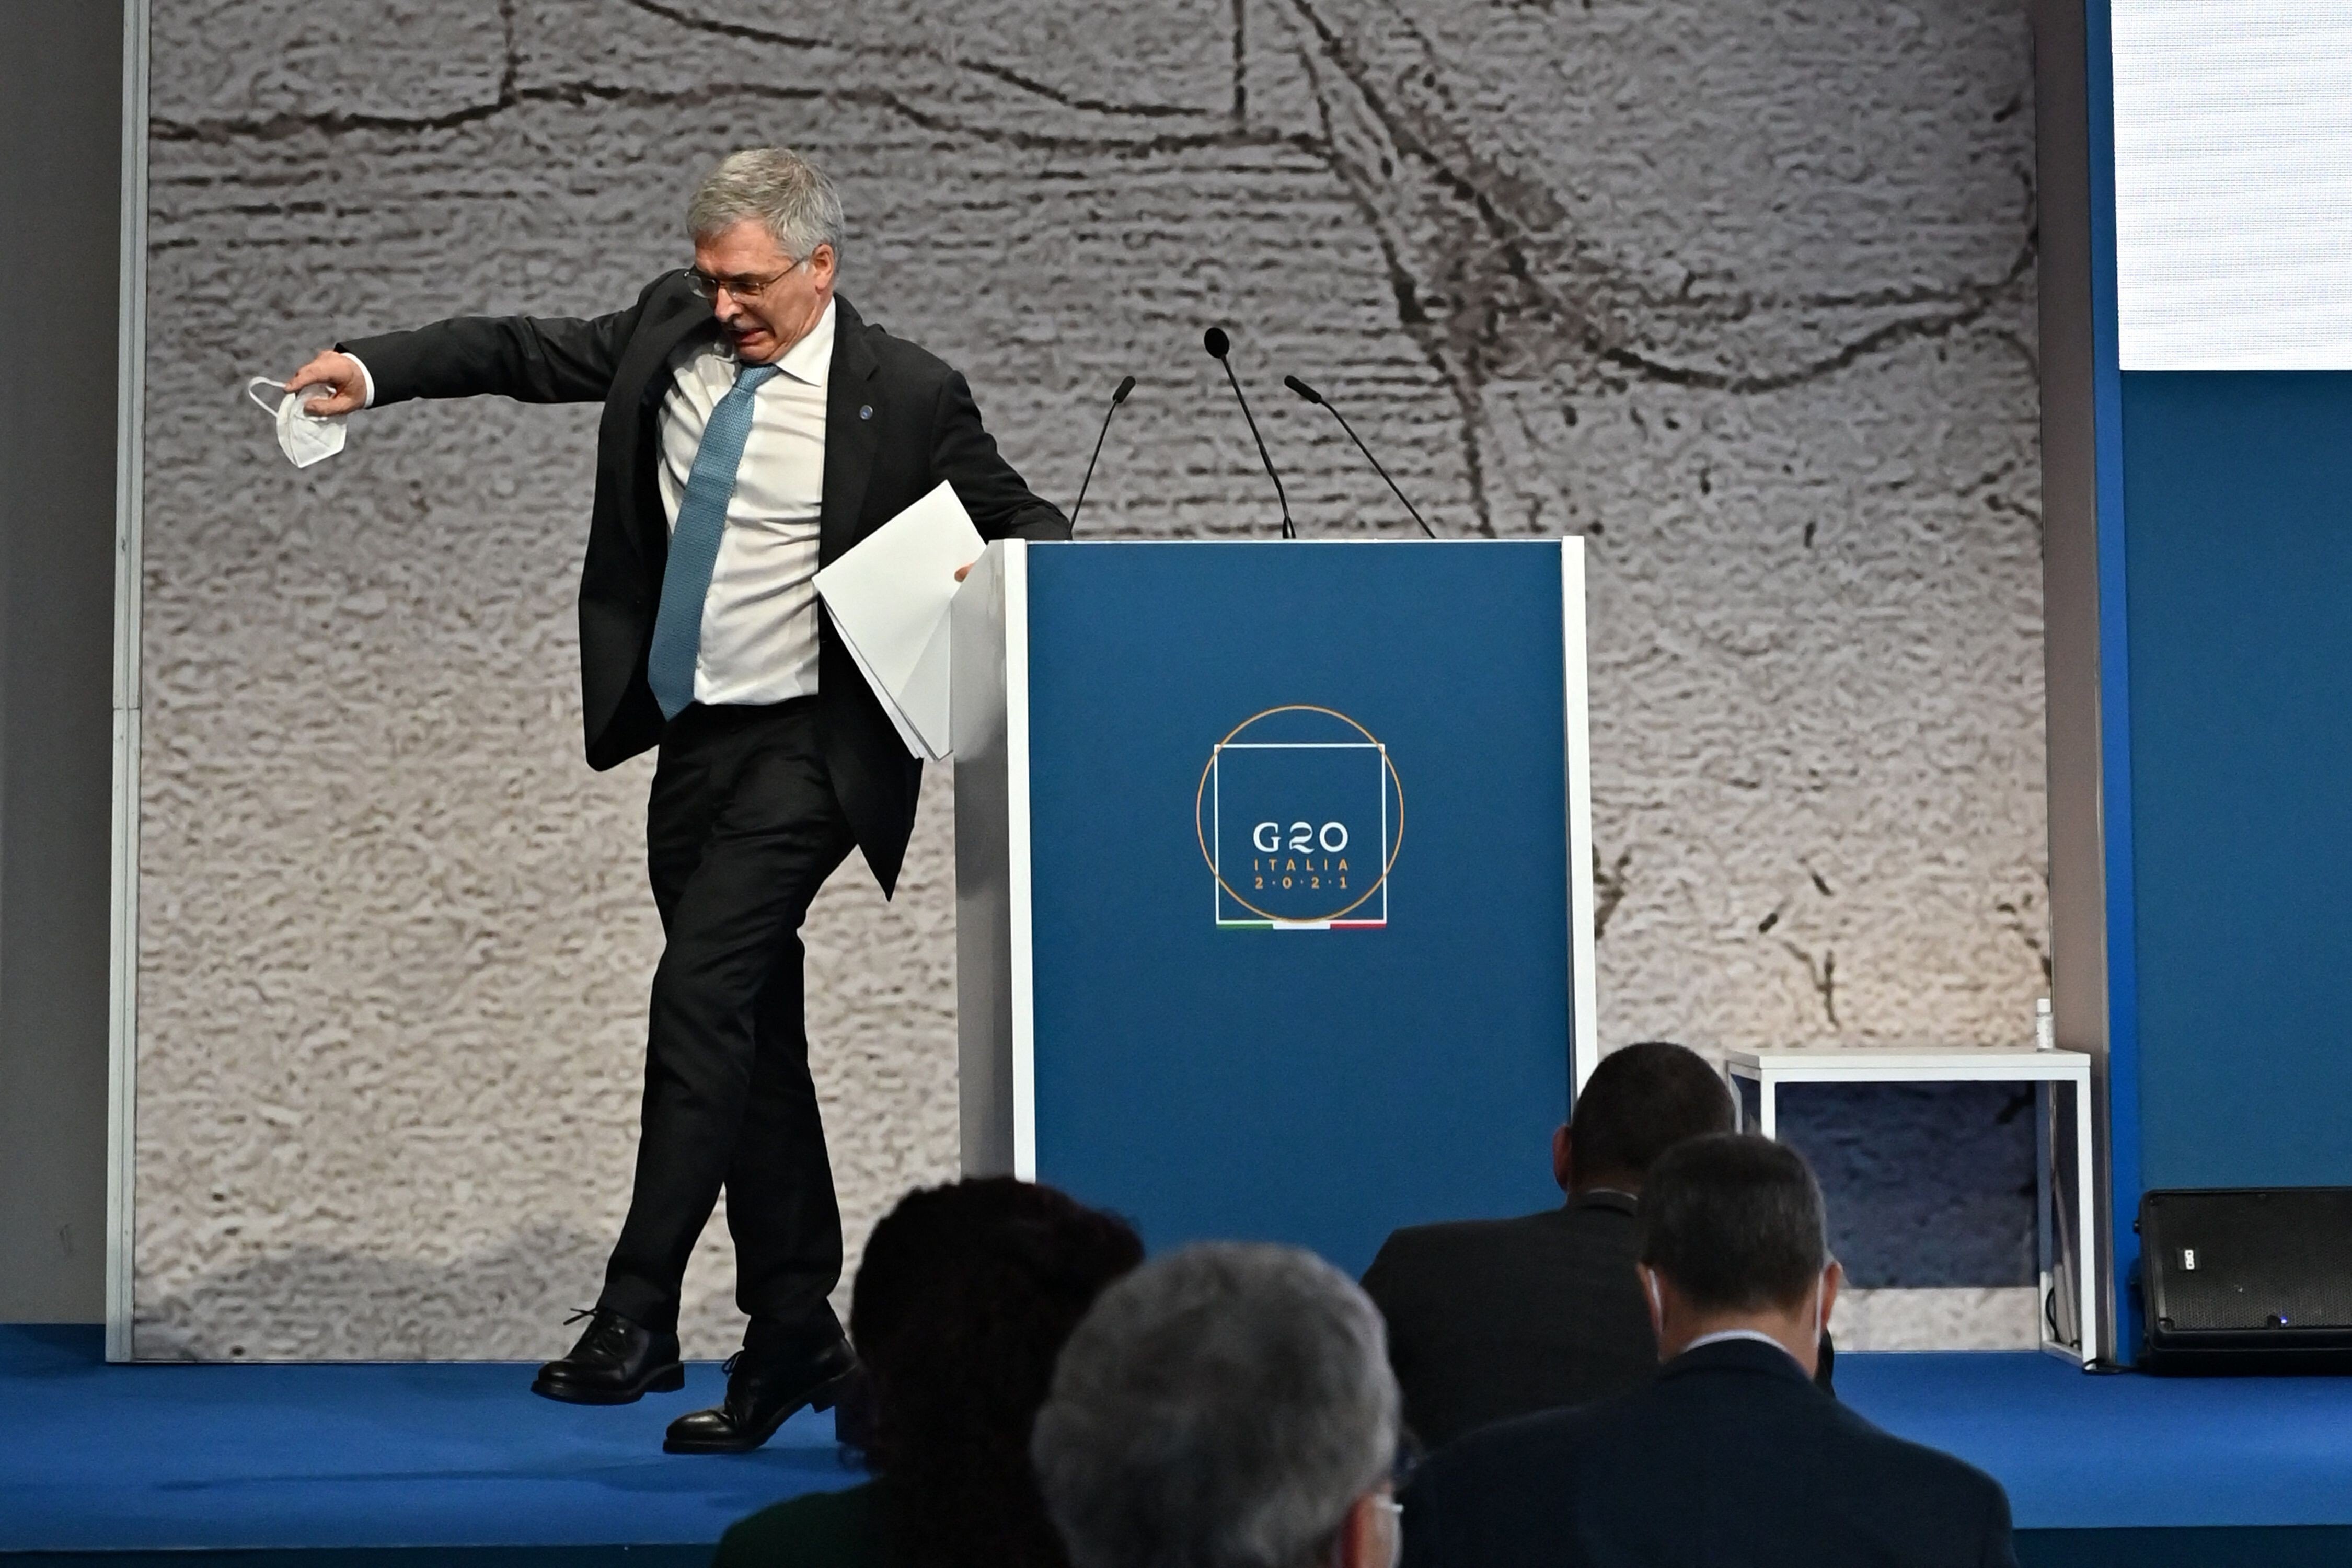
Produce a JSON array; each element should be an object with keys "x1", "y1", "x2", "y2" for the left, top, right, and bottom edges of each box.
[
  {"x1": 684, "y1": 256, "x2": 805, "y2": 302},
  {"x1": 1391, "y1": 1434, "x2": 1423, "y2": 1491}
]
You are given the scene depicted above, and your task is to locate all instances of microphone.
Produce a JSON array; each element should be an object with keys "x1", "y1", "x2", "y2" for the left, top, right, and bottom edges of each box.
[
  {"x1": 1285, "y1": 375, "x2": 1436, "y2": 539},
  {"x1": 1068, "y1": 374, "x2": 1135, "y2": 534},
  {"x1": 1203, "y1": 327, "x2": 1295, "y2": 539}
]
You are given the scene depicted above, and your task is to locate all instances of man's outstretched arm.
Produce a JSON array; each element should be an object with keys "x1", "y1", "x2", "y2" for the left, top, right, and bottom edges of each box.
[{"x1": 282, "y1": 284, "x2": 662, "y2": 415}]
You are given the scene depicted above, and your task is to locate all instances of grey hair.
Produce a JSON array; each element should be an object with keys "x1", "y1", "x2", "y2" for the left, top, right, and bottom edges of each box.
[
  {"x1": 685, "y1": 147, "x2": 844, "y2": 263},
  {"x1": 1032, "y1": 1243, "x2": 1399, "y2": 1568}
]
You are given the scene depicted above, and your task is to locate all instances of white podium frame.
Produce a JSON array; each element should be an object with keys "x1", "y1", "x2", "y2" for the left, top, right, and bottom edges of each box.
[{"x1": 950, "y1": 539, "x2": 1037, "y2": 1179}]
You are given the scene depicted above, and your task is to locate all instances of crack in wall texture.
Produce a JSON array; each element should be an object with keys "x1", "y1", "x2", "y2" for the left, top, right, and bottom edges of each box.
[{"x1": 133, "y1": 0, "x2": 2048, "y2": 1359}]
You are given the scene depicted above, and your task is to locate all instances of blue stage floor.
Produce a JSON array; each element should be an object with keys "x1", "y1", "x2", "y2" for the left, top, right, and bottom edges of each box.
[
  {"x1": 1, "y1": 1327, "x2": 849, "y2": 1559},
  {"x1": 7, "y1": 1324, "x2": 2352, "y2": 1562},
  {"x1": 1838, "y1": 1351, "x2": 2352, "y2": 1531}
]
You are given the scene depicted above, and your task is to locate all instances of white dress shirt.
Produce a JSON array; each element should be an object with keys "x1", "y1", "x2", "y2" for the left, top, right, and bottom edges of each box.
[
  {"x1": 347, "y1": 297, "x2": 835, "y2": 709},
  {"x1": 653, "y1": 298, "x2": 834, "y2": 707}
]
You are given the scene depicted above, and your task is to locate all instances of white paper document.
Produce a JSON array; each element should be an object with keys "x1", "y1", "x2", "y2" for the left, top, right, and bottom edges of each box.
[{"x1": 813, "y1": 480, "x2": 983, "y2": 761}]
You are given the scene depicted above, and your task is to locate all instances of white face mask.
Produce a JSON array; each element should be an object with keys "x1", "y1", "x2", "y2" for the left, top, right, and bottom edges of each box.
[{"x1": 246, "y1": 376, "x2": 347, "y2": 469}]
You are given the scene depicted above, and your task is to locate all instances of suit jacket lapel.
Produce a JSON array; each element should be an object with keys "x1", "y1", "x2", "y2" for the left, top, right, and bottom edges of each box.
[
  {"x1": 626, "y1": 280, "x2": 721, "y2": 570},
  {"x1": 635, "y1": 302, "x2": 719, "y2": 403},
  {"x1": 820, "y1": 295, "x2": 881, "y2": 568}
]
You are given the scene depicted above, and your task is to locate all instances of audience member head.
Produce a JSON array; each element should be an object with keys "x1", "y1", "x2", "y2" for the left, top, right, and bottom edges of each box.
[
  {"x1": 1033, "y1": 1243, "x2": 1402, "y2": 1568},
  {"x1": 1635, "y1": 1133, "x2": 1841, "y2": 1376},
  {"x1": 850, "y1": 1177, "x2": 1144, "y2": 1568},
  {"x1": 1552, "y1": 1041, "x2": 1735, "y2": 1194}
]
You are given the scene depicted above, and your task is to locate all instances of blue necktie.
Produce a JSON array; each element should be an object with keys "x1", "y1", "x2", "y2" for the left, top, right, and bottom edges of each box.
[{"x1": 647, "y1": 361, "x2": 781, "y2": 720}]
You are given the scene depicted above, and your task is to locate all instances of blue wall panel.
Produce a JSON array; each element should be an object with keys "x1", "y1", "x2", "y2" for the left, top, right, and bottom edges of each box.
[{"x1": 2121, "y1": 371, "x2": 2352, "y2": 1190}]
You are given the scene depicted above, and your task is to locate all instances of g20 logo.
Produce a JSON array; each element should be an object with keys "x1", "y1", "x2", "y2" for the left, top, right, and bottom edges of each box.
[
  {"x1": 1253, "y1": 821, "x2": 1350, "y2": 856},
  {"x1": 1195, "y1": 706, "x2": 1402, "y2": 930}
]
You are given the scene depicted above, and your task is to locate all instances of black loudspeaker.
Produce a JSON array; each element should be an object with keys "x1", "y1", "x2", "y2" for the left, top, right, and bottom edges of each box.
[{"x1": 2138, "y1": 1187, "x2": 2352, "y2": 1371}]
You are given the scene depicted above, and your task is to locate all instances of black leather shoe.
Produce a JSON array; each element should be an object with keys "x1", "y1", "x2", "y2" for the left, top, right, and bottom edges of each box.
[
  {"x1": 663, "y1": 1334, "x2": 858, "y2": 1454},
  {"x1": 531, "y1": 1309, "x2": 685, "y2": 1405}
]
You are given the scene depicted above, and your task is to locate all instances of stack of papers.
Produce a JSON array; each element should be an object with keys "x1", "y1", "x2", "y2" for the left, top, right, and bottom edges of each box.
[{"x1": 813, "y1": 480, "x2": 983, "y2": 760}]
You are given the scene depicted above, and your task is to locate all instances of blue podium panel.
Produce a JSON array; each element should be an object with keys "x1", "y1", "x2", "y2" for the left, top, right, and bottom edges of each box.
[{"x1": 953, "y1": 540, "x2": 1594, "y2": 1277}]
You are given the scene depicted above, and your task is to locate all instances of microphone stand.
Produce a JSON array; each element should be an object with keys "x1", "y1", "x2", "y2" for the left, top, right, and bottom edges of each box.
[
  {"x1": 1205, "y1": 327, "x2": 1296, "y2": 539},
  {"x1": 1068, "y1": 375, "x2": 1134, "y2": 534},
  {"x1": 1286, "y1": 375, "x2": 1435, "y2": 538}
]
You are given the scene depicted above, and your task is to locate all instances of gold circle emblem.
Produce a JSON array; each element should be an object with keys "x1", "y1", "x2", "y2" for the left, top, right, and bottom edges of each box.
[{"x1": 1193, "y1": 705, "x2": 1404, "y2": 925}]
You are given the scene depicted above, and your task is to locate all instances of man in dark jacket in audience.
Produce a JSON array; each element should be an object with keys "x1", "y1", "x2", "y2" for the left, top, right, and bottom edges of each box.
[
  {"x1": 1399, "y1": 1135, "x2": 2019, "y2": 1568},
  {"x1": 1361, "y1": 1041, "x2": 1745, "y2": 1448}
]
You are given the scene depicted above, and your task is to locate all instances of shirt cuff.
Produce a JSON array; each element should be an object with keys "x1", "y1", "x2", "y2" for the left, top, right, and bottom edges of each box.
[{"x1": 345, "y1": 352, "x2": 376, "y2": 409}]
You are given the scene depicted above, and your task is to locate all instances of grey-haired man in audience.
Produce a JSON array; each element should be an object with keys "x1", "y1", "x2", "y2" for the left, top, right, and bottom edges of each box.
[{"x1": 1034, "y1": 1243, "x2": 1404, "y2": 1568}]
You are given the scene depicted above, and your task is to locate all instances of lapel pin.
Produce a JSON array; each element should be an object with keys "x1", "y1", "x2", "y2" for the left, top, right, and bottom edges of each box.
[{"x1": 859, "y1": 403, "x2": 873, "y2": 420}]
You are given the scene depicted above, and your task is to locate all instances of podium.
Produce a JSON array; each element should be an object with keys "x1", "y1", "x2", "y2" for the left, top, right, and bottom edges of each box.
[{"x1": 951, "y1": 539, "x2": 1595, "y2": 1274}]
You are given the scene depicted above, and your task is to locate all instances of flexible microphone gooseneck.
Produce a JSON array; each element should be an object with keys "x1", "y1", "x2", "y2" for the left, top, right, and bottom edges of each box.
[
  {"x1": 1203, "y1": 327, "x2": 1296, "y2": 539},
  {"x1": 1068, "y1": 374, "x2": 1135, "y2": 534},
  {"x1": 1284, "y1": 374, "x2": 1436, "y2": 539}
]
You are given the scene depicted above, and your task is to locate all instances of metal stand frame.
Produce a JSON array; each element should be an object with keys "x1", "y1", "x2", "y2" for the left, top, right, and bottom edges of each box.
[{"x1": 1725, "y1": 1046, "x2": 2101, "y2": 1365}]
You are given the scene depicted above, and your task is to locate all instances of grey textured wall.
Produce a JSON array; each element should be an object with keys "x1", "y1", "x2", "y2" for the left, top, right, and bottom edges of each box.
[
  {"x1": 134, "y1": 0, "x2": 2046, "y2": 1358},
  {"x1": 1, "y1": 5, "x2": 123, "y2": 1324}
]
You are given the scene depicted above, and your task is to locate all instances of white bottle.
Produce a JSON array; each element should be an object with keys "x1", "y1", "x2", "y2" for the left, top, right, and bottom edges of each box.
[{"x1": 2034, "y1": 996, "x2": 2055, "y2": 1052}]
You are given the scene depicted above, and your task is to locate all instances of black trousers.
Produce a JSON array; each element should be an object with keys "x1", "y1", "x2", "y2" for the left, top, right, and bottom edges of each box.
[{"x1": 596, "y1": 699, "x2": 858, "y2": 1346}]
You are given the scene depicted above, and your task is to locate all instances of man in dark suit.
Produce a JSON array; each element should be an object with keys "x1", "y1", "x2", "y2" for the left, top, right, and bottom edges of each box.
[
  {"x1": 283, "y1": 147, "x2": 1066, "y2": 1452},
  {"x1": 1400, "y1": 1134, "x2": 2020, "y2": 1568},
  {"x1": 1360, "y1": 1041, "x2": 1738, "y2": 1448}
]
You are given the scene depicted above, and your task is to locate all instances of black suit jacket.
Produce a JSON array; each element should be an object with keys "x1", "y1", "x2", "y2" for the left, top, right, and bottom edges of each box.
[
  {"x1": 343, "y1": 276, "x2": 1067, "y2": 894},
  {"x1": 1362, "y1": 1193, "x2": 1659, "y2": 1450},
  {"x1": 1401, "y1": 1339, "x2": 2019, "y2": 1568}
]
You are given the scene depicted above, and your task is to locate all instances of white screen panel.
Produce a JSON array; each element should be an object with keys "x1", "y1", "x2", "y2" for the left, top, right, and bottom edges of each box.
[{"x1": 2114, "y1": 1, "x2": 2352, "y2": 370}]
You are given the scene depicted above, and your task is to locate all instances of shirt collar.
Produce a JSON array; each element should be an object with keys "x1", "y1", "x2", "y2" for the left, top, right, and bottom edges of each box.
[
  {"x1": 769, "y1": 296, "x2": 836, "y2": 387},
  {"x1": 1570, "y1": 1187, "x2": 1639, "y2": 1215},
  {"x1": 1680, "y1": 1328, "x2": 1807, "y2": 1368}
]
